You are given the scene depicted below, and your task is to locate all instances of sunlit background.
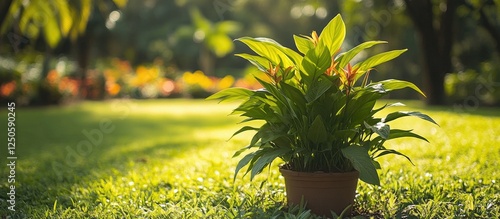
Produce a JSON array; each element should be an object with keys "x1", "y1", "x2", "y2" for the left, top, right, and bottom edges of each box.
[{"x1": 0, "y1": 0, "x2": 499, "y2": 106}]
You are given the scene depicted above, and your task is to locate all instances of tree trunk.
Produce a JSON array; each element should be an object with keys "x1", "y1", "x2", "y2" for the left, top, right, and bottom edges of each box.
[
  {"x1": 76, "y1": 31, "x2": 92, "y2": 99},
  {"x1": 439, "y1": 0, "x2": 458, "y2": 74},
  {"x1": 200, "y1": 46, "x2": 215, "y2": 75},
  {"x1": 37, "y1": 46, "x2": 59, "y2": 105},
  {"x1": 0, "y1": 0, "x2": 13, "y2": 30},
  {"x1": 478, "y1": 7, "x2": 500, "y2": 55},
  {"x1": 403, "y1": 0, "x2": 457, "y2": 105}
]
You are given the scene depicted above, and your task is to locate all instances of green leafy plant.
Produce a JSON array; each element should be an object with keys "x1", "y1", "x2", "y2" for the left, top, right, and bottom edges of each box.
[{"x1": 208, "y1": 14, "x2": 437, "y2": 185}]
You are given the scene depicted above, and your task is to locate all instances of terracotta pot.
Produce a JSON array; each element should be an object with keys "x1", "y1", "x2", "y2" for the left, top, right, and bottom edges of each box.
[{"x1": 280, "y1": 168, "x2": 359, "y2": 217}]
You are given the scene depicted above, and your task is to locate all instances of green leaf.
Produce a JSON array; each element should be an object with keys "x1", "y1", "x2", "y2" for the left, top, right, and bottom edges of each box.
[
  {"x1": 353, "y1": 49, "x2": 407, "y2": 82},
  {"x1": 365, "y1": 79, "x2": 425, "y2": 97},
  {"x1": 305, "y1": 77, "x2": 333, "y2": 103},
  {"x1": 363, "y1": 83, "x2": 387, "y2": 94},
  {"x1": 373, "y1": 129, "x2": 429, "y2": 143},
  {"x1": 249, "y1": 130, "x2": 262, "y2": 148},
  {"x1": 336, "y1": 41, "x2": 387, "y2": 69},
  {"x1": 353, "y1": 49, "x2": 407, "y2": 72},
  {"x1": 373, "y1": 149, "x2": 414, "y2": 165},
  {"x1": 384, "y1": 111, "x2": 438, "y2": 125},
  {"x1": 387, "y1": 102, "x2": 406, "y2": 107},
  {"x1": 347, "y1": 98, "x2": 378, "y2": 126},
  {"x1": 240, "y1": 107, "x2": 276, "y2": 123},
  {"x1": 301, "y1": 42, "x2": 331, "y2": 82},
  {"x1": 319, "y1": 14, "x2": 345, "y2": 56},
  {"x1": 346, "y1": 88, "x2": 383, "y2": 125},
  {"x1": 253, "y1": 89, "x2": 278, "y2": 104},
  {"x1": 352, "y1": 85, "x2": 387, "y2": 99},
  {"x1": 308, "y1": 115, "x2": 328, "y2": 144},
  {"x1": 254, "y1": 77, "x2": 290, "y2": 113},
  {"x1": 294, "y1": 35, "x2": 314, "y2": 54},
  {"x1": 231, "y1": 98, "x2": 260, "y2": 115},
  {"x1": 250, "y1": 147, "x2": 290, "y2": 180},
  {"x1": 235, "y1": 53, "x2": 270, "y2": 73},
  {"x1": 279, "y1": 81, "x2": 307, "y2": 114},
  {"x1": 353, "y1": 49, "x2": 407, "y2": 81},
  {"x1": 237, "y1": 37, "x2": 296, "y2": 68},
  {"x1": 377, "y1": 79, "x2": 427, "y2": 97},
  {"x1": 233, "y1": 152, "x2": 256, "y2": 180},
  {"x1": 233, "y1": 145, "x2": 252, "y2": 158},
  {"x1": 206, "y1": 87, "x2": 253, "y2": 102},
  {"x1": 364, "y1": 122, "x2": 390, "y2": 139},
  {"x1": 256, "y1": 37, "x2": 303, "y2": 65},
  {"x1": 247, "y1": 123, "x2": 285, "y2": 148},
  {"x1": 259, "y1": 124, "x2": 288, "y2": 144},
  {"x1": 332, "y1": 129, "x2": 357, "y2": 140},
  {"x1": 230, "y1": 126, "x2": 259, "y2": 140},
  {"x1": 342, "y1": 146, "x2": 380, "y2": 185}
]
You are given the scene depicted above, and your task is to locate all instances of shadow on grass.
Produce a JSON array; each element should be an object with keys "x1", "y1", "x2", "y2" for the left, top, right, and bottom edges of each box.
[{"x1": 0, "y1": 100, "x2": 241, "y2": 215}]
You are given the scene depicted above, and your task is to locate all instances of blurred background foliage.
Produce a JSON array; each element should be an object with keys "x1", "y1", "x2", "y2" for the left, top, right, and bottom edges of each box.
[{"x1": 0, "y1": 0, "x2": 499, "y2": 106}]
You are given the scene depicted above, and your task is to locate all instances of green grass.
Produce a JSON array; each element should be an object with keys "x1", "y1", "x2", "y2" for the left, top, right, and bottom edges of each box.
[{"x1": 0, "y1": 99, "x2": 499, "y2": 218}]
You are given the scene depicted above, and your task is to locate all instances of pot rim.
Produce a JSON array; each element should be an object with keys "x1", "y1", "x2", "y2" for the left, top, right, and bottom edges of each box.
[{"x1": 279, "y1": 167, "x2": 359, "y2": 177}]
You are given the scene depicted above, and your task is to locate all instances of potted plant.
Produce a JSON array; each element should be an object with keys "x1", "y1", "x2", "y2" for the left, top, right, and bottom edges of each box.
[{"x1": 208, "y1": 14, "x2": 437, "y2": 216}]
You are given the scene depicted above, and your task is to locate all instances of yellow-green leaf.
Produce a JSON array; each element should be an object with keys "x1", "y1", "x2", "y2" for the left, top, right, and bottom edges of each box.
[
  {"x1": 319, "y1": 14, "x2": 345, "y2": 56},
  {"x1": 294, "y1": 35, "x2": 314, "y2": 55},
  {"x1": 336, "y1": 41, "x2": 387, "y2": 69},
  {"x1": 237, "y1": 37, "x2": 295, "y2": 68}
]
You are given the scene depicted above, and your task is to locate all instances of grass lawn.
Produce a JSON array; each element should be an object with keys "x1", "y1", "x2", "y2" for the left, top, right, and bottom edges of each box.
[{"x1": 1, "y1": 99, "x2": 499, "y2": 218}]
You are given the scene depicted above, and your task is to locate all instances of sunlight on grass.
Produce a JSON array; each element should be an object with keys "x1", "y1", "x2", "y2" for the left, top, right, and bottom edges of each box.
[{"x1": 0, "y1": 99, "x2": 499, "y2": 218}]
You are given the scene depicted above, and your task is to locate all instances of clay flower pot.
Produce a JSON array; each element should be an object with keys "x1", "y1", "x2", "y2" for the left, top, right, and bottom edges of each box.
[{"x1": 280, "y1": 168, "x2": 359, "y2": 217}]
